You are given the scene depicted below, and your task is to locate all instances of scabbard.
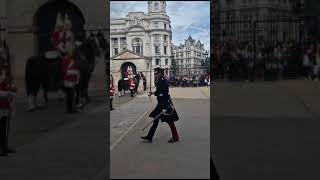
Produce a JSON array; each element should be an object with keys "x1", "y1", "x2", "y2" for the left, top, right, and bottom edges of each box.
[{"x1": 142, "y1": 110, "x2": 164, "y2": 131}]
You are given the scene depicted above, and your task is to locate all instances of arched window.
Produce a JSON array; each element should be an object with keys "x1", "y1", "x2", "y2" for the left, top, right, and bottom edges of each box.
[
  {"x1": 132, "y1": 38, "x2": 143, "y2": 55},
  {"x1": 155, "y1": 3, "x2": 159, "y2": 11}
]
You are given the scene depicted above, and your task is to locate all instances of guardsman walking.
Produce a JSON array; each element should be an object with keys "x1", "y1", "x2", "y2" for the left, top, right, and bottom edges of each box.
[
  {"x1": 0, "y1": 66, "x2": 17, "y2": 156},
  {"x1": 141, "y1": 67, "x2": 180, "y2": 143},
  {"x1": 62, "y1": 47, "x2": 80, "y2": 114}
]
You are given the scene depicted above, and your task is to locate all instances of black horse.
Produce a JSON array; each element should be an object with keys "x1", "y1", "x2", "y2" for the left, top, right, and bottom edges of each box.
[
  {"x1": 25, "y1": 56, "x2": 50, "y2": 110},
  {"x1": 25, "y1": 36, "x2": 103, "y2": 111}
]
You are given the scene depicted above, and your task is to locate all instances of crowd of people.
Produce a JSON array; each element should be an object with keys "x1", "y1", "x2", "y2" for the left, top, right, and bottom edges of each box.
[
  {"x1": 212, "y1": 40, "x2": 320, "y2": 82},
  {"x1": 169, "y1": 73, "x2": 210, "y2": 87}
]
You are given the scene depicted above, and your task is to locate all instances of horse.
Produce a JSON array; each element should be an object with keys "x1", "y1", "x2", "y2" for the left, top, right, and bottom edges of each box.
[
  {"x1": 25, "y1": 34, "x2": 107, "y2": 111},
  {"x1": 25, "y1": 55, "x2": 50, "y2": 111}
]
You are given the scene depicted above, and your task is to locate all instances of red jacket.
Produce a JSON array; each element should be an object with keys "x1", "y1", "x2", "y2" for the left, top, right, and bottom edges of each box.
[
  {"x1": 0, "y1": 81, "x2": 16, "y2": 109},
  {"x1": 129, "y1": 79, "x2": 135, "y2": 90},
  {"x1": 62, "y1": 56, "x2": 80, "y2": 87}
]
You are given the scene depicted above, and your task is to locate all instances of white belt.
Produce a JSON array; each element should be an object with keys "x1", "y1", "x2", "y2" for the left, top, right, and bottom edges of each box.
[{"x1": 159, "y1": 94, "x2": 170, "y2": 97}]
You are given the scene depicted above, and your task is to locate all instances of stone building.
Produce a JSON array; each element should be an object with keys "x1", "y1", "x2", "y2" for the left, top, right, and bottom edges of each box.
[
  {"x1": 0, "y1": 0, "x2": 107, "y2": 95},
  {"x1": 172, "y1": 36, "x2": 206, "y2": 75},
  {"x1": 110, "y1": 1, "x2": 172, "y2": 88}
]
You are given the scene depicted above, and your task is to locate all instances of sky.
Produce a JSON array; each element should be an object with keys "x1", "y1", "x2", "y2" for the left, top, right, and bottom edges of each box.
[{"x1": 110, "y1": 1, "x2": 210, "y2": 51}]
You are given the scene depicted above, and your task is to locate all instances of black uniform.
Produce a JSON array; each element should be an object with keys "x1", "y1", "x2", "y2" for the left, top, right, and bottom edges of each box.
[{"x1": 144, "y1": 77, "x2": 179, "y2": 142}]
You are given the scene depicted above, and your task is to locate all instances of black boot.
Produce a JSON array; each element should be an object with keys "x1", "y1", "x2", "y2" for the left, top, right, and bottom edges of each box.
[
  {"x1": 140, "y1": 136, "x2": 152, "y2": 142},
  {"x1": 142, "y1": 119, "x2": 159, "y2": 142},
  {"x1": 168, "y1": 137, "x2": 179, "y2": 143}
]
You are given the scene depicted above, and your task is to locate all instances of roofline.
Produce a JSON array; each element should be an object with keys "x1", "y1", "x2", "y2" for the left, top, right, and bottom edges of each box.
[{"x1": 111, "y1": 49, "x2": 147, "y2": 59}]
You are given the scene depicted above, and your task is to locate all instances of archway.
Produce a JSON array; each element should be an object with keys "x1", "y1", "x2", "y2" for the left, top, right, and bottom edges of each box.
[
  {"x1": 34, "y1": 0, "x2": 86, "y2": 55},
  {"x1": 120, "y1": 62, "x2": 137, "y2": 79}
]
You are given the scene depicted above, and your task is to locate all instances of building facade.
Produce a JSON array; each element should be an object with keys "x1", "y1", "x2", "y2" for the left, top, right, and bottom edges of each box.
[
  {"x1": 172, "y1": 36, "x2": 206, "y2": 76},
  {"x1": 110, "y1": 1, "x2": 172, "y2": 88},
  {"x1": 0, "y1": 0, "x2": 107, "y2": 95},
  {"x1": 216, "y1": 0, "x2": 300, "y2": 43}
]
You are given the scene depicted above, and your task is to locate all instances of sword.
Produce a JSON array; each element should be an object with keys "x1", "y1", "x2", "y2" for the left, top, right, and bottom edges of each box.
[{"x1": 142, "y1": 109, "x2": 166, "y2": 131}]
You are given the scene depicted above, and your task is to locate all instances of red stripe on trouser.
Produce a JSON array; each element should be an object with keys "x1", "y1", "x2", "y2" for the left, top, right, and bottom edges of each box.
[{"x1": 168, "y1": 122, "x2": 179, "y2": 140}]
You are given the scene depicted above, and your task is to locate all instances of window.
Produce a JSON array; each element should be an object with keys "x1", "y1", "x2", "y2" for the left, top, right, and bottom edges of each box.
[
  {"x1": 132, "y1": 38, "x2": 143, "y2": 55},
  {"x1": 164, "y1": 23, "x2": 167, "y2": 30},
  {"x1": 120, "y1": 38, "x2": 126, "y2": 44},
  {"x1": 186, "y1": 51, "x2": 191, "y2": 57},
  {"x1": 165, "y1": 59, "x2": 168, "y2": 65},
  {"x1": 156, "y1": 59, "x2": 160, "y2": 65},
  {"x1": 155, "y1": 34, "x2": 160, "y2": 42},
  {"x1": 164, "y1": 35, "x2": 167, "y2": 42},
  {"x1": 155, "y1": 46, "x2": 160, "y2": 55},
  {"x1": 154, "y1": 22, "x2": 159, "y2": 28},
  {"x1": 111, "y1": 38, "x2": 118, "y2": 47},
  {"x1": 155, "y1": 3, "x2": 159, "y2": 11},
  {"x1": 120, "y1": 37, "x2": 126, "y2": 50},
  {"x1": 164, "y1": 46, "x2": 167, "y2": 54},
  {"x1": 114, "y1": 48, "x2": 118, "y2": 55}
]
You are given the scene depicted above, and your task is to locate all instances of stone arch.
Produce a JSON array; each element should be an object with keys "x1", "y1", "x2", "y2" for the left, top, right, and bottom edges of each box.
[
  {"x1": 120, "y1": 62, "x2": 137, "y2": 79},
  {"x1": 34, "y1": 0, "x2": 86, "y2": 55}
]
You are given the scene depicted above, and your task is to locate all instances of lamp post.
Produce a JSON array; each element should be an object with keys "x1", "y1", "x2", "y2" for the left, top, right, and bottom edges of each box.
[{"x1": 204, "y1": 50, "x2": 209, "y2": 75}]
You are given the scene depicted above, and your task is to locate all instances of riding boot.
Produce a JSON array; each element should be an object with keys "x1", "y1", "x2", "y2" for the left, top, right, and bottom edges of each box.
[{"x1": 168, "y1": 122, "x2": 179, "y2": 141}]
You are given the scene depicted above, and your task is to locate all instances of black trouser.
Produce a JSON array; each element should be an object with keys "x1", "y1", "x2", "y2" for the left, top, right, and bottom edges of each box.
[
  {"x1": 146, "y1": 118, "x2": 179, "y2": 140},
  {"x1": 110, "y1": 98, "x2": 113, "y2": 110},
  {"x1": 130, "y1": 89, "x2": 134, "y2": 97},
  {"x1": 65, "y1": 87, "x2": 75, "y2": 112},
  {"x1": 0, "y1": 116, "x2": 8, "y2": 154}
]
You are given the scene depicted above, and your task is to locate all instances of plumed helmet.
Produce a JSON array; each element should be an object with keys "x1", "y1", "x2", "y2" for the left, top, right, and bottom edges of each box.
[
  {"x1": 55, "y1": 13, "x2": 64, "y2": 30},
  {"x1": 64, "y1": 14, "x2": 72, "y2": 30}
]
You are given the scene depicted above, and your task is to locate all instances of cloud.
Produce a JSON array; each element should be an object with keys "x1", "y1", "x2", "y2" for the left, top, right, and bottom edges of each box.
[
  {"x1": 110, "y1": 1, "x2": 210, "y2": 50},
  {"x1": 110, "y1": 1, "x2": 146, "y2": 18}
]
